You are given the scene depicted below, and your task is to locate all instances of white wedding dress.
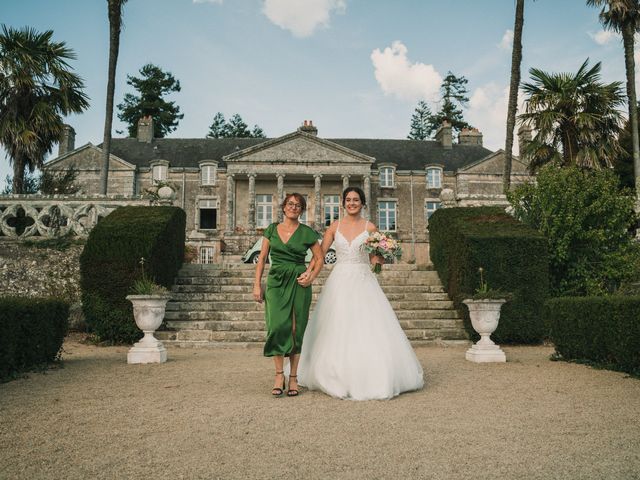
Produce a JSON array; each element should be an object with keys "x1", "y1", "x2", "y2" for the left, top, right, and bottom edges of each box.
[{"x1": 298, "y1": 223, "x2": 424, "y2": 400}]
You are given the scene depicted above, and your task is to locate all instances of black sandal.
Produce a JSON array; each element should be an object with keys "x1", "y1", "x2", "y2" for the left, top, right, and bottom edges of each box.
[
  {"x1": 287, "y1": 374, "x2": 299, "y2": 397},
  {"x1": 272, "y1": 371, "x2": 285, "y2": 397}
]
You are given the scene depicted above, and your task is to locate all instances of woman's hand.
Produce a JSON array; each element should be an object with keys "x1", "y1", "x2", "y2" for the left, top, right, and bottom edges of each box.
[
  {"x1": 371, "y1": 255, "x2": 384, "y2": 267},
  {"x1": 297, "y1": 270, "x2": 313, "y2": 287},
  {"x1": 253, "y1": 284, "x2": 263, "y2": 303}
]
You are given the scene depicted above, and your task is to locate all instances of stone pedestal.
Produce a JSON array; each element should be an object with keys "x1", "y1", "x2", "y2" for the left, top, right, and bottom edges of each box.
[
  {"x1": 127, "y1": 337, "x2": 167, "y2": 364},
  {"x1": 465, "y1": 343, "x2": 506, "y2": 363}
]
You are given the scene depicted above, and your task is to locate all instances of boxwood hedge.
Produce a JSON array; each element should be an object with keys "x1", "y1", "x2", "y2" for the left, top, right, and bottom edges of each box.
[
  {"x1": 429, "y1": 206, "x2": 549, "y2": 344},
  {"x1": 545, "y1": 296, "x2": 640, "y2": 375},
  {"x1": 0, "y1": 297, "x2": 69, "y2": 382},
  {"x1": 80, "y1": 206, "x2": 185, "y2": 344}
]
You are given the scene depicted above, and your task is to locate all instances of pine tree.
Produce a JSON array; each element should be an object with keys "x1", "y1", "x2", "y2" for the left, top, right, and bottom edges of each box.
[
  {"x1": 407, "y1": 101, "x2": 433, "y2": 140},
  {"x1": 428, "y1": 72, "x2": 473, "y2": 136},
  {"x1": 251, "y1": 125, "x2": 266, "y2": 138},
  {"x1": 117, "y1": 63, "x2": 184, "y2": 138},
  {"x1": 226, "y1": 114, "x2": 251, "y2": 137},
  {"x1": 206, "y1": 112, "x2": 228, "y2": 138}
]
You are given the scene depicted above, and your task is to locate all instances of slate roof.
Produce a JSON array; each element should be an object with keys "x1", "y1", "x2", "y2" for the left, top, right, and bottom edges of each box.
[{"x1": 103, "y1": 137, "x2": 494, "y2": 172}]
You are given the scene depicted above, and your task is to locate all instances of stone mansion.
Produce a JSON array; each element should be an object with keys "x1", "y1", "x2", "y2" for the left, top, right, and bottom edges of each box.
[{"x1": 44, "y1": 118, "x2": 533, "y2": 265}]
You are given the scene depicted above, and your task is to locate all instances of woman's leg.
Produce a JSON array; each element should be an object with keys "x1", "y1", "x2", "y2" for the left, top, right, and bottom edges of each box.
[
  {"x1": 272, "y1": 355, "x2": 285, "y2": 394},
  {"x1": 289, "y1": 353, "x2": 300, "y2": 392}
]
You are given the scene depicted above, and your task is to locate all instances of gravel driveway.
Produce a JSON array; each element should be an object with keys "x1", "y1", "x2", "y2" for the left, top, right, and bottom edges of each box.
[{"x1": 1, "y1": 338, "x2": 639, "y2": 480}]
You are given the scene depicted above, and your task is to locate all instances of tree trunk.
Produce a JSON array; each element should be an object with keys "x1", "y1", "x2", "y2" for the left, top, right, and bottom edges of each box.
[
  {"x1": 622, "y1": 22, "x2": 640, "y2": 205},
  {"x1": 12, "y1": 154, "x2": 25, "y2": 194},
  {"x1": 503, "y1": 0, "x2": 524, "y2": 194},
  {"x1": 100, "y1": 0, "x2": 124, "y2": 195}
]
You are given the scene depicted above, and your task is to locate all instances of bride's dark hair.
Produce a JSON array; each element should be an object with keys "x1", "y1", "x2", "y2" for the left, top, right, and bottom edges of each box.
[{"x1": 342, "y1": 187, "x2": 366, "y2": 207}]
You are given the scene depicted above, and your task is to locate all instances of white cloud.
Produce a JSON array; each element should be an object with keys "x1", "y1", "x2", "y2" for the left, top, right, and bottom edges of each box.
[
  {"x1": 466, "y1": 83, "x2": 526, "y2": 154},
  {"x1": 262, "y1": 0, "x2": 346, "y2": 38},
  {"x1": 589, "y1": 29, "x2": 619, "y2": 45},
  {"x1": 193, "y1": 0, "x2": 223, "y2": 4},
  {"x1": 498, "y1": 30, "x2": 513, "y2": 50},
  {"x1": 370, "y1": 41, "x2": 442, "y2": 104}
]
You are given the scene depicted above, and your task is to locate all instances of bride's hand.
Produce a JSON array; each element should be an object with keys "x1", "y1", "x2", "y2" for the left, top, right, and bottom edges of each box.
[{"x1": 371, "y1": 255, "x2": 384, "y2": 266}]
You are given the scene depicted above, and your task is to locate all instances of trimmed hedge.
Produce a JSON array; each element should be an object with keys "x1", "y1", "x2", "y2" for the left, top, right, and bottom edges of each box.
[
  {"x1": 80, "y1": 206, "x2": 185, "y2": 344},
  {"x1": 545, "y1": 296, "x2": 640, "y2": 375},
  {"x1": 0, "y1": 297, "x2": 69, "y2": 382},
  {"x1": 429, "y1": 206, "x2": 549, "y2": 344}
]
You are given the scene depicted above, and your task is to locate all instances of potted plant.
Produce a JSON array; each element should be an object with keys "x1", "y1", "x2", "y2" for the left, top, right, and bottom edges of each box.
[
  {"x1": 125, "y1": 257, "x2": 171, "y2": 364},
  {"x1": 463, "y1": 267, "x2": 510, "y2": 363}
]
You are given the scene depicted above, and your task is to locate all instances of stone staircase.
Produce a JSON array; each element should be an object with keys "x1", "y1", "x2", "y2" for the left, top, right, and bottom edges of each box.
[{"x1": 156, "y1": 263, "x2": 468, "y2": 347}]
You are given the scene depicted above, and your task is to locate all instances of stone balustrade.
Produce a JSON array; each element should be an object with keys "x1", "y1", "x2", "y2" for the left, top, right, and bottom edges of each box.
[{"x1": 0, "y1": 194, "x2": 152, "y2": 238}]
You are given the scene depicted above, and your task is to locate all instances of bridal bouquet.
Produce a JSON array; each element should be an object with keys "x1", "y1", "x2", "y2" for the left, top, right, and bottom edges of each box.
[{"x1": 362, "y1": 232, "x2": 402, "y2": 274}]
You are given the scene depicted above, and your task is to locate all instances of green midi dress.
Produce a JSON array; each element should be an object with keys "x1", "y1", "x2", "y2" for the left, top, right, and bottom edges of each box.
[{"x1": 262, "y1": 222, "x2": 318, "y2": 357}]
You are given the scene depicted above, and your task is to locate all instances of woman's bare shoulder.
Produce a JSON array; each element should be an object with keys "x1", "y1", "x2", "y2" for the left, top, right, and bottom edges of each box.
[{"x1": 365, "y1": 220, "x2": 378, "y2": 233}]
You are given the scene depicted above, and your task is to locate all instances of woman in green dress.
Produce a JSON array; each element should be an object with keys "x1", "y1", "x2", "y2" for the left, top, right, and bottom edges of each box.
[{"x1": 253, "y1": 192, "x2": 324, "y2": 397}]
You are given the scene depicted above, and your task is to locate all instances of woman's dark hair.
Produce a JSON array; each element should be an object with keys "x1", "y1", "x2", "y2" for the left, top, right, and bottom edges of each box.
[
  {"x1": 281, "y1": 192, "x2": 307, "y2": 213},
  {"x1": 342, "y1": 186, "x2": 366, "y2": 207}
]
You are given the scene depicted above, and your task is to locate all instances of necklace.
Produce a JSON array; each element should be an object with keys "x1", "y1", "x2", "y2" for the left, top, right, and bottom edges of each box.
[{"x1": 280, "y1": 223, "x2": 298, "y2": 236}]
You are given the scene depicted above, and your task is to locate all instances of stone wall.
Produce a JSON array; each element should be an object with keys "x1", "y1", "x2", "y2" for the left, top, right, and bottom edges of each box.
[{"x1": 0, "y1": 240, "x2": 83, "y2": 303}]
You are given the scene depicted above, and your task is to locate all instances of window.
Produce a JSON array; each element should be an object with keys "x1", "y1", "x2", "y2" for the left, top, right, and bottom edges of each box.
[
  {"x1": 200, "y1": 165, "x2": 216, "y2": 186},
  {"x1": 152, "y1": 165, "x2": 167, "y2": 183},
  {"x1": 200, "y1": 246, "x2": 215, "y2": 264},
  {"x1": 199, "y1": 199, "x2": 217, "y2": 230},
  {"x1": 256, "y1": 194, "x2": 273, "y2": 228},
  {"x1": 379, "y1": 167, "x2": 395, "y2": 188},
  {"x1": 299, "y1": 194, "x2": 309, "y2": 224},
  {"x1": 425, "y1": 201, "x2": 441, "y2": 220},
  {"x1": 378, "y1": 201, "x2": 397, "y2": 232},
  {"x1": 324, "y1": 195, "x2": 340, "y2": 227},
  {"x1": 426, "y1": 167, "x2": 442, "y2": 188}
]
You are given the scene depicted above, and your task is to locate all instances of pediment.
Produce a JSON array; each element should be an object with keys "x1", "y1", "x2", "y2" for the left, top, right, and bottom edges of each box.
[
  {"x1": 224, "y1": 131, "x2": 375, "y2": 165},
  {"x1": 44, "y1": 143, "x2": 136, "y2": 171},
  {"x1": 458, "y1": 149, "x2": 529, "y2": 174}
]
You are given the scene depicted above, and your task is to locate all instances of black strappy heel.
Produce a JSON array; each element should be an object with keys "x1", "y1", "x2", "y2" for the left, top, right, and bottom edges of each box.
[
  {"x1": 272, "y1": 371, "x2": 285, "y2": 397},
  {"x1": 287, "y1": 374, "x2": 299, "y2": 397}
]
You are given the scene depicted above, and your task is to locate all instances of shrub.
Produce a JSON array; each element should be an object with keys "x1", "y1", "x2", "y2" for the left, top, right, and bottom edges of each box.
[
  {"x1": 508, "y1": 165, "x2": 640, "y2": 296},
  {"x1": 545, "y1": 296, "x2": 640, "y2": 375},
  {"x1": 80, "y1": 206, "x2": 185, "y2": 344},
  {"x1": 0, "y1": 297, "x2": 69, "y2": 382},
  {"x1": 429, "y1": 206, "x2": 549, "y2": 344}
]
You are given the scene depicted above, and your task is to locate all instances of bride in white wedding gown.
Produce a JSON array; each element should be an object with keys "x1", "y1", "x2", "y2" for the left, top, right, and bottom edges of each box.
[{"x1": 297, "y1": 187, "x2": 424, "y2": 400}]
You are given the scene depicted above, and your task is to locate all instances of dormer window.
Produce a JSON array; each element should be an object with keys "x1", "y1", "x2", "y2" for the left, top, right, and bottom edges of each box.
[
  {"x1": 199, "y1": 161, "x2": 217, "y2": 186},
  {"x1": 426, "y1": 167, "x2": 442, "y2": 189},
  {"x1": 379, "y1": 166, "x2": 396, "y2": 188},
  {"x1": 150, "y1": 160, "x2": 169, "y2": 183}
]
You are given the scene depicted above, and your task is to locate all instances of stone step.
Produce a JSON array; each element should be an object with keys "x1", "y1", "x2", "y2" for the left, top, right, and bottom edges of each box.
[
  {"x1": 180, "y1": 263, "x2": 430, "y2": 274},
  {"x1": 174, "y1": 275, "x2": 443, "y2": 286},
  {"x1": 163, "y1": 318, "x2": 464, "y2": 332},
  {"x1": 165, "y1": 299, "x2": 455, "y2": 312},
  {"x1": 164, "y1": 309, "x2": 460, "y2": 322},
  {"x1": 167, "y1": 291, "x2": 452, "y2": 302},
  {"x1": 171, "y1": 283, "x2": 446, "y2": 294}
]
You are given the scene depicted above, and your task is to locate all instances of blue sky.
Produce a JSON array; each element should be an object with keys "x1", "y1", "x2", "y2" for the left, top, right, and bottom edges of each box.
[{"x1": 0, "y1": 0, "x2": 630, "y2": 188}]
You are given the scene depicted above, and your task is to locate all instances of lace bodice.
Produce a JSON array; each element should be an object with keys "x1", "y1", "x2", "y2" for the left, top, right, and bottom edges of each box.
[{"x1": 334, "y1": 229, "x2": 370, "y2": 265}]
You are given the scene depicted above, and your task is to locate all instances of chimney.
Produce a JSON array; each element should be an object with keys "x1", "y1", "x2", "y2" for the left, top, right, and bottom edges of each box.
[
  {"x1": 435, "y1": 121, "x2": 452, "y2": 149},
  {"x1": 518, "y1": 124, "x2": 533, "y2": 154},
  {"x1": 458, "y1": 128, "x2": 483, "y2": 147},
  {"x1": 137, "y1": 115, "x2": 154, "y2": 143},
  {"x1": 57, "y1": 124, "x2": 76, "y2": 157},
  {"x1": 298, "y1": 119, "x2": 318, "y2": 136}
]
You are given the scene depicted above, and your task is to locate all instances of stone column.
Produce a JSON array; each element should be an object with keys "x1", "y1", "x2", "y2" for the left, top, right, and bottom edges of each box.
[
  {"x1": 342, "y1": 174, "x2": 350, "y2": 192},
  {"x1": 248, "y1": 173, "x2": 256, "y2": 231},
  {"x1": 363, "y1": 175, "x2": 371, "y2": 220},
  {"x1": 276, "y1": 173, "x2": 285, "y2": 222},
  {"x1": 225, "y1": 174, "x2": 235, "y2": 232},
  {"x1": 314, "y1": 174, "x2": 322, "y2": 230}
]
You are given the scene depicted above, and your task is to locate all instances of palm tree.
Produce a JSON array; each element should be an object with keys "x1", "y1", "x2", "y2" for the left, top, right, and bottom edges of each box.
[
  {"x1": 0, "y1": 26, "x2": 89, "y2": 194},
  {"x1": 519, "y1": 59, "x2": 624, "y2": 171},
  {"x1": 587, "y1": 0, "x2": 640, "y2": 200},
  {"x1": 503, "y1": 0, "x2": 525, "y2": 194},
  {"x1": 100, "y1": 0, "x2": 128, "y2": 195}
]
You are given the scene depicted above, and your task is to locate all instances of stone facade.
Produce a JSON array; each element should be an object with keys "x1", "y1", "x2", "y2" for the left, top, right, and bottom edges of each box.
[{"x1": 42, "y1": 120, "x2": 534, "y2": 266}]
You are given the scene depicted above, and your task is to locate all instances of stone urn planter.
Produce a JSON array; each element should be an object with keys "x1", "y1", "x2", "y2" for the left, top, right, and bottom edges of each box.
[
  {"x1": 463, "y1": 298, "x2": 507, "y2": 363},
  {"x1": 126, "y1": 294, "x2": 171, "y2": 364}
]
